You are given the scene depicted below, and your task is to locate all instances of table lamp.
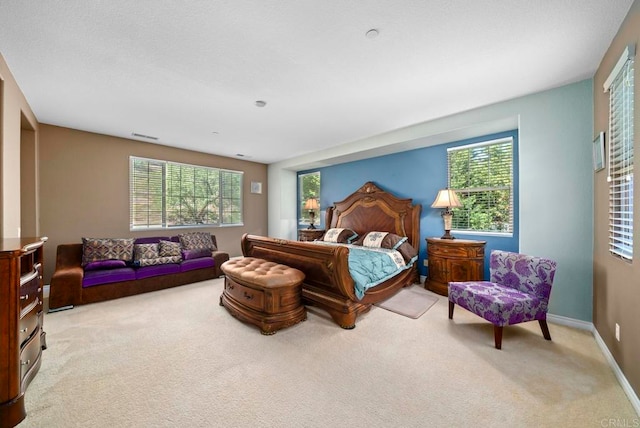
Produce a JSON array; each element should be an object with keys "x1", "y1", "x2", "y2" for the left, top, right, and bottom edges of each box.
[
  {"x1": 431, "y1": 189, "x2": 462, "y2": 239},
  {"x1": 304, "y1": 198, "x2": 320, "y2": 229}
]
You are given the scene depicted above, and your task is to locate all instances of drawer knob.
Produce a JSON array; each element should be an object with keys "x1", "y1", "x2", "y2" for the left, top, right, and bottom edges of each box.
[
  {"x1": 21, "y1": 360, "x2": 30, "y2": 366},
  {"x1": 20, "y1": 294, "x2": 29, "y2": 300},
  {"x1": 228, "y1": 284, "x2": 235, "y2": 290},
  {"x1": 20, "y1": 327, "x2": 28, "y2": 333},
  {"x1": 244, "y1": 292, "x2": 253, "y2": 300}
]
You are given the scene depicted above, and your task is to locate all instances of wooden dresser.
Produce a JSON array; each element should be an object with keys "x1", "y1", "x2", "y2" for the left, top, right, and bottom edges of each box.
[
  {"x1": 0, "y1": 237, "x2": 47, "y2": 428},
  {"x1": 425, "y1": 237, "x2": 485, "y2": 296}
]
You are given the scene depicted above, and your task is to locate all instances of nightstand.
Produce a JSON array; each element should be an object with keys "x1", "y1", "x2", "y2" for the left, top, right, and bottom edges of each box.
[
  {"x1": 425, "y1": 237, "x2": 486, "y2": 296},
  {"x1": 298, "y1": 229, "x2": 325, "y2": 242}
]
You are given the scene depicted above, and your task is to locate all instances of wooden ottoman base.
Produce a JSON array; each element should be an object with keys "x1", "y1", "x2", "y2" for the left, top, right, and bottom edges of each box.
[{"x1": 220, "y1": 258, "x2": 306, "y2": 335}]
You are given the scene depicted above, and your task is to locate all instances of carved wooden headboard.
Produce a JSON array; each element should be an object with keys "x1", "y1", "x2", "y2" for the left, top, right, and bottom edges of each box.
[{"x1": 325, "y1": 182, "x2": 422, "y2": 249}]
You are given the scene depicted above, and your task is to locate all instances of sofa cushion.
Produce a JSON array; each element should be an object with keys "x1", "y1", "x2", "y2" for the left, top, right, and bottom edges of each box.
[
  {"x1": 159, "y1": 240, "x2": 182, "y2": 258},
  {"x1": 84, "y1": 260, "x2": 128, "y2": 271},
  {"x1": 179, "y1": 232, "x2": 216, "y2": 251},
  {"x1": 136, "y1": 263, "x2": 181, "y2": 280},
  {"x1": 182, "y1": 248, "x2": 212, "y2": 260},
  {"x1": 82, "y1": 238, "x2": 135, "y2": 266},
  {"x1": 138, "y1": 256, "x2": 182, "y2": 266},
  {"x1": 180, "y1": 257, "x2": 214, "y2": 272},
  {"x1": 82, "y1": 267, "x2": 137, "y2": 288}
]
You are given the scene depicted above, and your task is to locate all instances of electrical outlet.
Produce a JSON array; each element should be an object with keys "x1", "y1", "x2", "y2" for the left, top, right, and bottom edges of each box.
[
  {"x1": 615, "y1": 323, "x2": 620, "y2": 341},
  {"x1": 423, "y1": 259, "x2": 429, "y2": 267}
]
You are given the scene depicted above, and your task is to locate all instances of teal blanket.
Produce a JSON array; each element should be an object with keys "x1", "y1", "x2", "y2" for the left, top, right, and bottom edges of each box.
[
  {"x1": 313, "y1": 241, "x2": 414, "y2": 300},
  {"x1": 348, "y1": 246, "x2": 411, "y2": 299}
]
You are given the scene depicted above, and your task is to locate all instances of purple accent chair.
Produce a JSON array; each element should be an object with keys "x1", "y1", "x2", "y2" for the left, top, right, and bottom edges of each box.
[{"x1": 448, "y1": 250, "x2": 557, "y2": 349}]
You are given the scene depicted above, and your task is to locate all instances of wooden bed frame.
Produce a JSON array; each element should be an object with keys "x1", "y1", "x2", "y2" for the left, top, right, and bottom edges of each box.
[{"x1": 241, "y1": 182, "x2": 422, "y2": 329}]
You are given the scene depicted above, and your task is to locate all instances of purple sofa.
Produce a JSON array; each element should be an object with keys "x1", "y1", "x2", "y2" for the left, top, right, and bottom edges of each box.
[{"x1": 49, "y1": 234, "x2": 229, "y2": 310}]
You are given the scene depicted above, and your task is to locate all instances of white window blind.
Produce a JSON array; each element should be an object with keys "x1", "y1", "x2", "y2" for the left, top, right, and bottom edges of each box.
[
  {"x1": 447, "y1": 137, "x2": 514, "y2": 234},
  {"x1": 130, "y1": 157, "x2": 243, "y2": 229},
  {"x1": 606, "y1": 46, "x2": 635, "y2": 260}
]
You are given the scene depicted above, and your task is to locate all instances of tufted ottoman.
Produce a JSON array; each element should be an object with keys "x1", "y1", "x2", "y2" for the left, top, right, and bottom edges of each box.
[{"x1": 219, "y1": 257, "x2": 306, "y2": 334}]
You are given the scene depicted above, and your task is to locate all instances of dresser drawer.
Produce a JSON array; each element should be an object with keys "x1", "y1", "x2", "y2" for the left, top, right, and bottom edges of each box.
[
  {"x1": 428, "y1": 245, "x2": 470, "y2": 258},
  {"x1": 19, "y1": 305, "x2": 40, "y2": 347},
  {"x1": 20, "y1": 270, "x2": 41, "y2": 311},
  {"x1": 20, "y1": 329, "x2": 42, "y2": 382},
  {"x1": 225, "y1": 278, "x2": 265, "y2": 311}
]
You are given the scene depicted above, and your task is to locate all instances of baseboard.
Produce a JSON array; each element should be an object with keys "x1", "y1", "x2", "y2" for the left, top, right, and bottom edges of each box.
[
  {"x1": 547, "y1": 313, "x2": 593, "y2": 331},
  {"x1": 593, "y1": 328, "x2": 640, "y2": 416}
]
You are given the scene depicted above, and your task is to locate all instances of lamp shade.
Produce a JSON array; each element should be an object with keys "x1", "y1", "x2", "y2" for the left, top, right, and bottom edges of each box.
[
  {"x1": 304, "y1": 198, "x2": 319, "y2": 210},
  {"x1": 431, "y1": 189, "x2": 462, "y2": 209}
]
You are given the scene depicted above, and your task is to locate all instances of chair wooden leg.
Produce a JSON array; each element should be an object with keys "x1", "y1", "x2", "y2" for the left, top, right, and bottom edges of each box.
[
  {"x1": 448, "y1": 301, "x2": 454, "y2": 319},
  {"x1": 494, "y1": 325, "x2": 503, "y2": 350},
  {"x1": 539, "y1": 320, "x2": 552, "y2": 341}
]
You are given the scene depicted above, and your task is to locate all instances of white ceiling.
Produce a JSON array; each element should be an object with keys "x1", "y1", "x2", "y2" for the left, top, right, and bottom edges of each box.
[{"x1": 0, "y1": 1, "x2": 634, "y2": 164}]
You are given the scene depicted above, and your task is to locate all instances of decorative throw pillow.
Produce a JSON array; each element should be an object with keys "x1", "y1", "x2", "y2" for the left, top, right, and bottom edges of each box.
[
  {"x1": 358, "y1": 231, "x2": 388, "y2": 248},
  {"x1": 84, "y1": 260, "x2": 127, "y2": 271},
  {"x1": 159, "y1": 240, "x2": 182, "y2": 259},
  {"x1": 82, "y1": 238, "x2": 135, "y2": 266},
  {"x1": 396, "y1": 241, "x2": 418, "y2": 264},
  {"x1": 179, "y1": 232, "x2": 216, "y2": 251},
  {"x1": 322, "y1": 228, "x2": 358, "y2": 244},
  {"x1": 134, "y1": 243, "x2": 159, "y2": 261},
  {"x1": 357, "y1": 232, "x2": 407, "y2": 250}
]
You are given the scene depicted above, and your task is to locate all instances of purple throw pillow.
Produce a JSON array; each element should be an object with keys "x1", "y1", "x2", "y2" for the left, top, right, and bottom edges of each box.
[
  {"x1": 181, "y1": 248, "x2": 212, "y2": 260},
  {"x1": 84, "y1": 260, "x2": 127, "y2": 271}
]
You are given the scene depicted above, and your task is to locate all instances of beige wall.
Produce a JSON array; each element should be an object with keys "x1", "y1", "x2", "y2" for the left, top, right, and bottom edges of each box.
[
  {"x1": 39, "y1": 124, "x2": 268, "y2": 283},
  {"x1": 593, "y1": 0, "x2": 640, "y2": 396},
  {"x1": 0, "y1": 53, "x2": 39, "y2": 238}
]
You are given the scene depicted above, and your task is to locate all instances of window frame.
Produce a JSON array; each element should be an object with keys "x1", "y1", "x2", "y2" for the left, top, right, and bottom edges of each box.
[
  {"x1": 130, "y1": 156, "x2": 244, "y2": 231},
  {"x1": 604, "y1": 44, "x2": 635, "y2": 261},
  {"x1": 447, "y1": 136, "x2": 515, "y2": 237},
  {"x1": 298, "y1": 171, "x2": 321, "y2": 227}
]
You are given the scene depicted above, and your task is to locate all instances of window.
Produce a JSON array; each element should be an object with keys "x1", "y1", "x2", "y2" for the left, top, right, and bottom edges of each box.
[
  {"x1": 605, "y1": 45, "x2": 635, "y2": 260},
  {"x1": 130, "y1": 157, "x2": 243, "y2": 229},
  {"x1": 448, "y1": 137, "x2": 514, "y2": 234},
  {"x1": 298, "y1": 172, "x2": 321, "y2": 226}
]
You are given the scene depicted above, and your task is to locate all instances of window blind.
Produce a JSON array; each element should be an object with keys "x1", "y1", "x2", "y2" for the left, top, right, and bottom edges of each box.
[
  {"x1": 607, "y1": 50, "x2": 634, "y2": 260},
  {"x1": 130, "y1": 157, "x2": 243, "y2": 229},
  {"x1": 447, "y1": 137, "x2": 514, "y2": 234},
  {"x1": 130, "y1": 158, "x2": 165, "y2": 228}
]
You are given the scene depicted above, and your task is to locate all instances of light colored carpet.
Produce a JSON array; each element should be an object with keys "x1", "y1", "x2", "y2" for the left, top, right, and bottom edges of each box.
[
  {"x1": 375, "y1": 286, "x2": 438, "y2": 318},
  {"x1": 20, "y1": 280, "x2": 637, "y2": 427}
]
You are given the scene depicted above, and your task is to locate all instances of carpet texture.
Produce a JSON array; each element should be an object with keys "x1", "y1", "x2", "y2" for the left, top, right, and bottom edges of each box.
[
  {"x1": 20, "y1": 279, "x2": 638, "y2": 427},
  {"x1": 375, "y1": 286, "x2": 438, "y2": 318}
]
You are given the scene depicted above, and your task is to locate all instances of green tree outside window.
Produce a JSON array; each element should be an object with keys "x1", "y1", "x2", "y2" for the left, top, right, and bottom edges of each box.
[
  {"x1": 448, "y1": 138, "x2": 513, "y2": 233},
  {"x1": 299, "y1": 172, "x2": 321, "y2": 224}
]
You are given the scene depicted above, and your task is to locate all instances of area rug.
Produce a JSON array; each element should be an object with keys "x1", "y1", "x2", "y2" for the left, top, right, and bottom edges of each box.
[{"x1": 375, "y1": 286, "x2": 439, "y2": 319}]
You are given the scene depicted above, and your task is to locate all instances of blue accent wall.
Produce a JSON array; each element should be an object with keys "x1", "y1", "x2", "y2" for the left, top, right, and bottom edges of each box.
[{"x1": 300, "y1": 130, "x2": 519, "y2": 279}]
